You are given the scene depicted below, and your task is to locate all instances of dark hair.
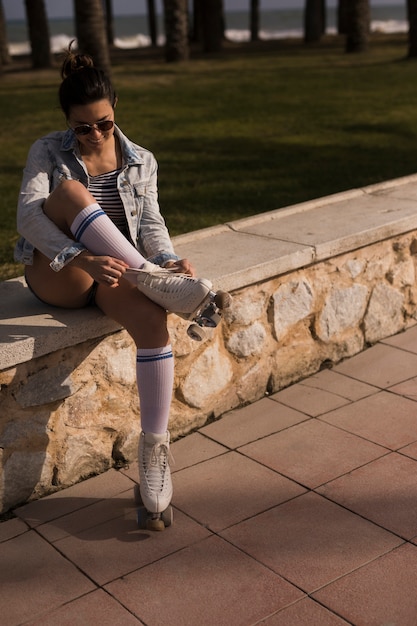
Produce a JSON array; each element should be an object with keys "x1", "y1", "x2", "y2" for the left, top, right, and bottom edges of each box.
[{"x1": 58, "y1": 43, "x2": 117, "y2": 118}]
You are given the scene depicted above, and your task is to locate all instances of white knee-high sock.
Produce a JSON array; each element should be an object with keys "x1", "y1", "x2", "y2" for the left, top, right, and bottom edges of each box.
[
  {"x1": 136, "y1": 345, "x2": 174, "y2": 434},
  {"x1": 70, "y1": 203, "x2": 146, "y2": 268}
]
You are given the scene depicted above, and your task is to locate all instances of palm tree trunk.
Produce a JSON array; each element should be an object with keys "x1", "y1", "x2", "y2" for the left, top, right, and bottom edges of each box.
[
  {"x1": 407, "y1": 0, "x2": 417, "y2": 57},
  {"x1": 304, "y1": 0, "x2": 326, "y2": 43},
  {"x1": 74, "y1": 0, "x2": 111, "y2": 74},
  {"x1": 24, "y1": 0, "x2": 52, "y2": 68},
  {"x1": 0, "y1": 0, "x2": 11, "y2": 65},
  {"x1": 201, "y1": 0, "x2": 223, "y2": 53},
  {"x1": 338, "y1": 0, "x2": 349, "y2": 34},
  {"x1": 250, "y1": 0, "x2": 260, "y2": 42},
  {"x1": 345, "y1": 0, "x2": 370, "y2": 53},
  {"x1": 147, "y1": 0, "x2": 158, "y2": 47},
  {"x1": 163, "y1": 0, "x2": 189, "y2": 62},
  {"x1": 103, "y1": 0, "x2": 115, "y2": 46},
  {"x1": 191, "y1": 0, "x2": 203, "y2": 43}
]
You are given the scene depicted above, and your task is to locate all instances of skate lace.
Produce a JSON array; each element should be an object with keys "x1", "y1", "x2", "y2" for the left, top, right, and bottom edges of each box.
[
  {"x1": 142, "y1": 442, "x2": 173, "y2": 493},
  {"x1": 145, "y1": 268, "x2": 197, "y2": 295}
]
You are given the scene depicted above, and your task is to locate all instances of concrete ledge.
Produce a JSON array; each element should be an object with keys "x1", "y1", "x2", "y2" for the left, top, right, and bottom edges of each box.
[
  {"x1": 0, "y1": 279, "x2": 120, "y2": 371},
  {"x1": 2, "y1": 174, "x2": 417, "y2": 511},
  {"x1": 174, "y1": 173, "x2": 417, "y2": 292},
  {"x1": 3, "y1": 173, "x2": 417, "y2": 371}
]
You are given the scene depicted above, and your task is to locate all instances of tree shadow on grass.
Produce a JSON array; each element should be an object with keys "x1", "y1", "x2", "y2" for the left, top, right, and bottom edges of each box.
[{"x1": 157, "y1": 133, "x2": 417, "y2": 234}]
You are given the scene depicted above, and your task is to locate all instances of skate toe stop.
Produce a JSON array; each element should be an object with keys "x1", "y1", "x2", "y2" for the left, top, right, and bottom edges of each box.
[{"x1": 215, "y1": 290, "x2": 232, "y2": 309}]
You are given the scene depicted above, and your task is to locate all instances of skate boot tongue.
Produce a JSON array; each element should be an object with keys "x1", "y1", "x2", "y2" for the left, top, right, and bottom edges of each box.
[
  {"x1": 145, "y1": 432, "x2": 169, "y2": 445},
  {"x1": 139, "y1": 431, "x2": 173, "y2": 514}
]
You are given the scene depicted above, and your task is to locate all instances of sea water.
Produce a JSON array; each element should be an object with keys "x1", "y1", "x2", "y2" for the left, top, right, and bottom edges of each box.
[{"x1": 5, "y1": 4, "x2": 408, "y2": 57}]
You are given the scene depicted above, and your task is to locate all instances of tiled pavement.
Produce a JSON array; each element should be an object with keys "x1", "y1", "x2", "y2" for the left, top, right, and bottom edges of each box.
[{"x1": 3, "y1": 327, "x2": 417, "y2": 625}]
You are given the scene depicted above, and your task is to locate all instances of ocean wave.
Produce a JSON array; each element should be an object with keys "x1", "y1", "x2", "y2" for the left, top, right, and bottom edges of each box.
[
  {"x1": 372, "y1": 20, "x2": 408, "y2": 34},
  {"x1": 8, "y1": 20, "x2": 409, "y2": 56},
  {"x1": 225, "y1": 19, "x2": 408, "y2": 43},
  {"x1": 225, "y1": 28, "x2": 304, "y2": 42},
  {"x1": 114, "y1": 34, "x2": 167, "y2": 48},
  {"x1": 9, "y1": 33, "x2": 74, "y2": 56}
]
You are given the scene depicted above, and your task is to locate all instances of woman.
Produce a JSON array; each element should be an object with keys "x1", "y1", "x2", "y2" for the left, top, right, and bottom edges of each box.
[{"x1": 14, "y1": 47, "x2": 213, "y2": 530}]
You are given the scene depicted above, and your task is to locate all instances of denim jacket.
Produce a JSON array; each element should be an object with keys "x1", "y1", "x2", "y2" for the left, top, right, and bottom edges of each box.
[{"x1": 14, "y1": 125, "x2": 179, "y2": 271}]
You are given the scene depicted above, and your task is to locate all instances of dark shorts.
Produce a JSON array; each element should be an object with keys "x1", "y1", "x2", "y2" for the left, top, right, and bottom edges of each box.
[{"x1": 25, "y1": 273, "x2": 99, "y2": 308}]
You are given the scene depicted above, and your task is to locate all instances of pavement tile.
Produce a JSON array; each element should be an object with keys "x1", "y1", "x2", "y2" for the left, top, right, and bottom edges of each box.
[
  {"x1": 54, "y1": 505, "x2": 211, "y2": 585},
  {"x1": 118, "y1": 458, "x2": 139, "y2": 482},
  {"x1": 313, "y1": 543, "x2": 417, "y2": 626},
  {"x1": 105, "y1": 535, "x2": 304, "y2": 625},
  {"x1": 170, "y1": 431, "x2": 229, "y2": 471},
  {"x1": 220, "y1": 492, "x2": 402, "y2": 593},
  {"x1": 200, "y1": 397, "x2": 308, "y2": 449},
  {"x1": 25, "y1": 589, "x2": 141, "y2": 626},
  {"x1": 14, "y1": 469, "x2": 134, "y2": 527},
  {"x1": 317, "y1": 452, "x2": 417, "y2": 539},
  {"x1": 271, "y1": 383, "x2": 350, "y2": 417},
  {"x1": 257, "y1": 597, "x2": 350, "y2": 625},
  {"x1": 320, "y1": 391, "x2": 417, "y2": 450},
  {"x1": 172, "y1": 450, "x2": 305, "y2": 532},
  {"x1": 399, "y1": 440, "x2": 417, "y2": 461},
  {"x1": 299, "y1": 368, "x2": 379, "y2": 401},
  {"x1": 334, "y1": 343, "x2": 417, "y2": 387},
  {"x1": 389, "y1": 376, "x2": 417, "y2": 402},
  {"x1": 0, "y1": 530, "x2": 95, "y2": 625},
  {"x1": 36, "y1": 489, "x2": 137, "y2": 543},
  {"x1": 239, "y1": 419, "x2": 387, "y2": 488},
  {"x1": 0, "y1": 516, "x2": 29, "y2": 543},
  {"x1": 381, "y1": 323, "x2": 417, "y2": 353}
]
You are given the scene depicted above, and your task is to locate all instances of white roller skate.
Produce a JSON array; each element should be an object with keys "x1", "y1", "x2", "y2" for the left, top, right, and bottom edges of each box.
[
  {"x1": 135, "y1": 431, "x2": 173, "y2": 531},
  {"x1": 125, "y1": 262, "x2": 232, "y2": 341}
]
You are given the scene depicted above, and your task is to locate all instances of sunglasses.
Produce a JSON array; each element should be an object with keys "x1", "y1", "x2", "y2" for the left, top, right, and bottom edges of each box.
[{"x1": 72, "y1": 120, "x2": 114, "y2": 136}]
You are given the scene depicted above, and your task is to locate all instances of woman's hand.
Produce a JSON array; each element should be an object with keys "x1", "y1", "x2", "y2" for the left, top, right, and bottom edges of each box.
[
  {"x1": 164, "y1": 258, "x2": 196, "y2": 277},
  {"x1": 71, "y1": 251, "x2": 128, "y2": 287}
]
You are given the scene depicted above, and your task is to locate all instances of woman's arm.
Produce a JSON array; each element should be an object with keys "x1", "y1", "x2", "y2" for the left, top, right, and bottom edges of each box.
[{"x1": 17, "y1": 137, "x2": 86, "y2": 270}]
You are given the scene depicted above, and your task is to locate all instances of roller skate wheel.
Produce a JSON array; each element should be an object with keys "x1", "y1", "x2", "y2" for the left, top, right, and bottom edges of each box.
[
  {"x1": 137, "y1": 505, "x2": 148, "y2": 529},
  {"x1": 136, "y1": 505, "x2": 173, "y2": 530},
  {"x1": 214, "y1": 290, "x2": 232, "y2": 310},
  {"x1": 161, "y1": 505, "x2": 173, "y2": 527},
  {"x1": 187, "y1": 323, "x2": 205, "y2": 341},
  {"x1": 200, "y1": 311, "x2": 221, "y2": 328},
  {"x1": 146, "y1": 516, "x2": 165, "y2": 532},
  {"x1": 137, "y1": 506, "x2": 165, "y2": 531}
]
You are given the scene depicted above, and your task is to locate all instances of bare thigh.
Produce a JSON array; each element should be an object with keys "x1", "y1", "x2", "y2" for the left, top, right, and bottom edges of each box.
[{"x1": 26, "y1": 249, "x2": 95, "y2": 308}]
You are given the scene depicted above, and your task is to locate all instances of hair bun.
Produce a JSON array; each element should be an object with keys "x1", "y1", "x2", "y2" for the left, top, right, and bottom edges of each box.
[{"x1": 61, "y1": 41, "x2": 94, "y2": 79}]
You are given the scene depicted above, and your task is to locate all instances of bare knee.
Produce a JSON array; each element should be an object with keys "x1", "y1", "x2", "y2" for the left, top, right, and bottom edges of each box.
[
  {"x1": 44, "y1": 179, "x2": 96, "y2": 226},
  {"x1": 96, "y1": 282, "x2": 170, "y2": 348},
  {"x1": 127, "y1": 298, "x2": 170, "y2": 348},
  {"x1": 54, "y1": 179, "x2": 93, "y2": 204}
]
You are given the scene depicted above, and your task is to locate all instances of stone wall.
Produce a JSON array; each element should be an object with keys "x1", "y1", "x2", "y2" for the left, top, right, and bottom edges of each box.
[{"x1": 1, "y1": 229, "x2": 417, "y2": 513}]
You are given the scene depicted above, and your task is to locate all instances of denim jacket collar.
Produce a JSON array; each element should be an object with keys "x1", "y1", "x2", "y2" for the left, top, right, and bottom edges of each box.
[{"x1": 61, "y1": 125, "x2": 145, "y2": 168}]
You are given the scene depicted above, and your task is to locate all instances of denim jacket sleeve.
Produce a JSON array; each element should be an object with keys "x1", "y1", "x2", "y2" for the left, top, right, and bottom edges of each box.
[
  {"x1": 15, "y1": 133, "x2": 86, "y2": 271},
  {"x1": 116, "y1": 128, "x2": 179, "y2": 266},
  {"x1": 132, "y1": 154, "x2": 178, "y2": 266}
]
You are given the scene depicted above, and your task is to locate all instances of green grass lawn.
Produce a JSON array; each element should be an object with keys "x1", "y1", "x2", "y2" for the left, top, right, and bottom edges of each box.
[{"x1": 1, "y1": 34, "x2": 417, "y2": 281}]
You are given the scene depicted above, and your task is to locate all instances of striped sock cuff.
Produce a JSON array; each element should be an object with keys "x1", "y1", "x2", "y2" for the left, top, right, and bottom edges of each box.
[
  {"x1": 70, "y1": 204, "x2": 106, "y2": 241},
  {"x1": 136, "y1": 346, "x2": 173, "y2": 364}
]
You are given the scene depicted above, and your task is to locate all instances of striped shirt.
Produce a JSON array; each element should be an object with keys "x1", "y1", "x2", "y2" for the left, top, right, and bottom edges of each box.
[{"x1": 88, "y1": 168, "x2": 127, "y2": 231}]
